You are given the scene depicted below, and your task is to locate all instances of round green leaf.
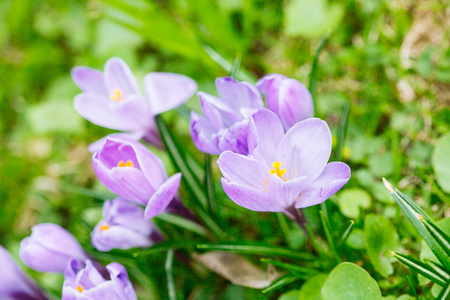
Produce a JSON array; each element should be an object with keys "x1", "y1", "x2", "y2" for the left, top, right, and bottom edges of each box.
[
  {"x1": 299, "y1": 274, "x2": 328, "y2": 300},
  {"x1": 337, "y1": 188, "x2": 372, "y2": 219},
  {"x1": 321, "y1": 262, "x2": 382, "y2": 300},
  {"x1": 365, "y1": 214, "x2": 399, "y2": 278},
  {"x1": 432, "y1": 133, "x2": 450, "y2": 193}
]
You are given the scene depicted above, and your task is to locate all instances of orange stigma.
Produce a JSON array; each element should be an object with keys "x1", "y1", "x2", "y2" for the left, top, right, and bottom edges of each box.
[
  {"x1": 76, "y1": 285, "x2": 83, "y2": 293},
  {"x1": 110, "y1": 88, "x2": 122, "y2": 102},
  {"x1": 118, "y1": 160, "x2": 133, "y2": 167},
  {"x1": 99, "y1": 225, "x2": 109, "y2": 232},
  {"x1": 270, "y1": 162, "x2": 288, "y2": 181}
]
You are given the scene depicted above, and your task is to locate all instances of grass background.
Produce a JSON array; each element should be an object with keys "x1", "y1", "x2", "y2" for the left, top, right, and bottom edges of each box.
[{"x1": 0, "y1": 0, "x2": 449, "y2": 299}]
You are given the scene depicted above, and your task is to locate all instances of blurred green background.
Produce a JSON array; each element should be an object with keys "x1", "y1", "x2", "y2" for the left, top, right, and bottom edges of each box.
[{"x1": 0, "y1": 0, "x2": 449, "y2": 299}]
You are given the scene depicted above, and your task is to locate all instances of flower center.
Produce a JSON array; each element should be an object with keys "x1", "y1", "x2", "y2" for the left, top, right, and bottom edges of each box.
[
  {"x1": 77, "y1": 285, "x2": 83, "y2": 293},
  {"x1": 99, "y1": 225, "x2": 109, "y2": 231},
  {"x1": 110, "y1": 88, "x2": 122, "y2": 102},
  {"x1": 118, "y1": 160, "x2": 133, "y2": 167},
  {"x1": 270, "y1": 162, "x2": 287, "y2": 181}
]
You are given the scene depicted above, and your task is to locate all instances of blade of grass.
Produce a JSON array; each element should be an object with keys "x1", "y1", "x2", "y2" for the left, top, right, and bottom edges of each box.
[
  {"x1": 390, "y1": 251, "x2": 447, "y2": 286},
  {"x1": 309, "y1": 31, "x2": 331, "y2": 102},
  {"x1": 134, "y1": 240, "x2": 201, "y2": 257},
  {"x1": 338, "y1": 220, "x2": 354, "y2": 247},
  {"x1": 156, "y1": 213, "x2": 209, "y2": 237},
  {"x1": 155, "y1": 114, "x2": 225, "y2": 239},
  {"x1": 437, "y1": 281, "x2": 450, "y2": 300},
  {"x1": 383, "y1": 178, "x2": 450, "y2": 270},
  {"x1": 406, "y1": 273, "x2": 419, "y2": 300},
  {"x1": 334, "y1": 98, "x2": 351, "y2": 161},
  {"x1": 422, "y1": 218, "x2": 450, "y2": 258},
  {"x1": 276, "y1": 212, "x2": 291, "y2": 246},
  {"x1": 319, "y1": 211, "x2": 341, "y2": 264},
  {"x1": 425, "y1": 260, "x2": 450, "y2": 280},
  {"x1": 305, "y1": 224, "x2": 328, "y2": 267},
  {"x1": 230, "y1": 56, "x2": 241, "y2": 79},
  {"x1": 261, "y1": 258, "x2": 319, "y2": 275},
  {"x1": 196, "y1": 242, "x2": 316, "y2": 260},
  {"x1": 204, "y1": 154, "x2": 217, "y2": 216},
  {"x1": 261, "y1": 275, "x2": 301, "y2": 293},
  {"x1": 165, "y1": 250, "x2": 176, "y2": 300}
]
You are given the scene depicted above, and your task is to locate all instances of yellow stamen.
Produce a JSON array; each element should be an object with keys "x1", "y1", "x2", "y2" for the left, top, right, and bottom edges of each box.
[
  {"x1": 77, "y1": 285, "x2": 83, "y2": 293},
  {"x1": 118, "y1": 160, "x2": 134, "y2": 167},
  {"x1": 110, "y1": 88, "x2": 122, "y2": 102},
  {"x1": 270, "y1": 162, "x2": 287, "y2": 179},
  {"x1": 99, "y1": 225, "x2": 109, "y2": 232}
]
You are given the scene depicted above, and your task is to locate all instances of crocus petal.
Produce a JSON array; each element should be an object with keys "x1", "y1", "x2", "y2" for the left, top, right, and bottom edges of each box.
[
  {"x1": 104, "y1": 198, "x2": 153, "y2": 236},
  {"x1": 75, "y1": 260, "x2": 105, "y2": 289},
  {"x1": 213, "y1": 118, "x2": 250, "y2": 155},
  {"x1": 144, "y1": 72, "x2": 197, "y2": 116},
  {"x1": 144, "y1": 173, "x2": 182, "y2": 219},
  {"x1": 217, "y1": 151, "x2": 268, "y2": 189},
  {"x1": 110, "y1": 167, "x2": 155, "y2": 205},
  {"x1": 278, "y1": 118, "x2": 332, "y2": 184},
  {"x1": 88, "y1": 132, "x2": 145, "y2": 154},
  {"x1": 190, "y1": 111, "x2": 219, "y2": 154},
  {"x1": 107, "y1": 263, "x2": 137, "y2": 300},
  {"x1": 0, "y1": 246, "x2": 47, "y2": 300},
  {"x1": 104, "y1": 57, "x2": 140, "y2": 98},
  {"x1": 198, "y1": 92, "x2": 238, "y2": 128},
  {"x1": 215, "y1": 77, "x2": 264, "y2": 111},
  {"x1": 221, "y1": 178, "x2": 282, "y2": 212},
  {"x1": 295, "y1": 162, "x2": 351, "y2": 208},
  {"x1": 74, "y1": 93, "x2": 132, "y2": 131},
  {"x1": 278, "y1": 79, "x2": 314, "y2": 129},
  {"x1": 19, "y1": 224, "x2": 87, "y2": 273},
  {"x1": 92, "y1": 222, "x2": 152, "y2": 252},
  {"x1": 267, "y1": 175, "x2": 308, "y2": 208},
  {"x1": 247, "y1": 109, "x2": 284, "y2": 164},
  {"x1": 71, "y1": 67, "x2": 107, "y2": 95},
  {"x1": 108, "y1": 94, "x2": 150, "y2": 132},
  {"x1": 256, "y1": 73, "x2": 287, "y2": 95}
]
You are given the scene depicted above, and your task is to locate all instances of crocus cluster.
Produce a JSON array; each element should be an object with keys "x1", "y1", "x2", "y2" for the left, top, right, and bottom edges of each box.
[
  {"x1": 190, "y1": 74, "x2": 314, "y2": 155},
  {"x1": 190, "y1": 74, "x2": 349, "y2": 218},
  {"x1": 72, "y1": 57, "x2": 197, "y2": 151}
]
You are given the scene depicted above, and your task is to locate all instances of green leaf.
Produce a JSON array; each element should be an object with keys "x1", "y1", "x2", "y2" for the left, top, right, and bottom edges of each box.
[
  {"x1": 262, "y1": 275, "x2": 300, "y2": 293},
  {"x1": 390, "y1": 251, "x2": 446, "y2": 286},
  {"x1": 432, "y1": 132, "x2": 450, "y2": 193},
  {"x1": 422, "y1": 218, "x2": 450, "y2": 259},
  {"x1": 321, "y1": 262, "x2": 382, "y2": 300},
  {"x1": 309, "y1": 32, "x2": 330, "y2": 101},
  {"x1": 437, "y1": 280, "x2": 450, "y2": 300},
  {"x1": 337, "y1": 188, "x2": 372, "y2": 219},
  {"x1": 383, "y1": 179, "x2": 450, "y2": 271},
  {"x1": 346, "y1": 228, "x2": 366, "y2": 249},
  {"x1": 196, "y1": 242, "x2": 316, "y2": 260},
  {"x1": 135, "y1": 240, "x2": 200, "y2": 257},
  {"x1": 319, "y1": 210, "x2": 341, "y2": 264},
  {"x1": 165, "y1": 250, "x2": 176, "y2": 300},
  {"x1": 284, "y1": 0, "x2": 344, "y2": 38},
  {"x1": 154, "y1": 115, "x2": 225, "y2": 239},
  {"x1": 299, "y1": 274, "x2": 328, "y2": 300},
  {"x1": 279, "y1": 289, "x2": 301, "y2": 300},
  {"x1": 155, "y1": 213, "x2": 209, "y2": 237},
  {"x1": 365, "y1": 214, "x2": 399, "y2": 277},
  {"x1": 261, "y1": 258, "x2": 319, "y2": 276}
]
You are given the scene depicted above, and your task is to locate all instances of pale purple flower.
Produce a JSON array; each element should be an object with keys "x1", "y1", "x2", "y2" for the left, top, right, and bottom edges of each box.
[
  {"x1": 92, "y1": 136, "x2": 182, "y2": 219},
  {"x1": 0, "y1": 245, "x2": 48, "y2": 300},
  {"x1": 217, "y1": 109, "x2": 350, "y2": 214},
  {"x1": 72, "y1": 57, "x2": 197, "y2": 148},
  {"x1": 92, "y1": 198, "x2": 164, "y2": 252},
  {"x1": 257, "y1": 74, "x2": 314, "y2": 130},
  {"x1": 190, "y1": 77, "x2": 264, "y2": 155},
  {"x1": 19, "y1": 223, "x2": 88, "y2": 273},
  {"x1": 62, "y1": 259, "x2": 136, "y2": 300}
]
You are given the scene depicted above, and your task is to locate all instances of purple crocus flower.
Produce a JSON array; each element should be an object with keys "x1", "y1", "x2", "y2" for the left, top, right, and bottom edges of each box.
[
  {"x1": 72, "y1": 57, "x2": 197, "y2": 149},
  {"x1": 92, "y1": 136, "x2": 182, "y2": 219},
  {"x1": 0, "y1": 245, "x2": 48, "y2": 300},
  {"x1": 190, "y1": 77, "x2": 264, "y2": 155},
  {"x1": 19, "y1": 223, "x2": 88, "y2": 273},
  {"x1": 257, "y1": 74, "x2": 314, "y2": 131},
  {"x1": 62, "y1": 259, "x2": 136, "y2": 300},
  {"x1": 92, "y1": 198, "x2": 164, "y2": 252},
  {"x1": 217, "y1": 109, "x2": 350, "y2": 217}
]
